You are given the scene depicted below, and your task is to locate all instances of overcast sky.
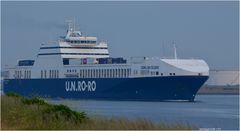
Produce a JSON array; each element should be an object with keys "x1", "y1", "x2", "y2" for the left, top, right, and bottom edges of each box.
[{"x1": 1, "y1": 1, "x2": 239, "y2": 70}]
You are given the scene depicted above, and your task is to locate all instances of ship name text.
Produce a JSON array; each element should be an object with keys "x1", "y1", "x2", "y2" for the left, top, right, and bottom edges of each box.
[{"x1": 65, "y1": 81, "x2": 96, "y2": 92}]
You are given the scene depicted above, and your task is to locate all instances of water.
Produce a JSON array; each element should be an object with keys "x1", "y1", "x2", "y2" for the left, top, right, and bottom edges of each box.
[{"x1": 47, "y1": 95, "x2": 238, "y2": 130}]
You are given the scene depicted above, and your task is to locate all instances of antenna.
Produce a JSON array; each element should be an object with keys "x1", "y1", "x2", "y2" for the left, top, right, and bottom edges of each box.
[
  {"x1": 66, "y1": 20, "x2": 73, "y2": 32},
  {"x1": 173, "y1": 42, "x2": 177, "y2": 59},
  {"x1": 73, "y1": 17, "x2": 76, "y2": 31},
  {"x1": 162, "y1": 41, "x2": 165, "y2": 58}
]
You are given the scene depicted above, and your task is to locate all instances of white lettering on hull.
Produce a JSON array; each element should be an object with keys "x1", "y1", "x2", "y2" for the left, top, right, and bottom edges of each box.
[{"x1": 65, "y1": 81, "x2": 96, "y2": 92}]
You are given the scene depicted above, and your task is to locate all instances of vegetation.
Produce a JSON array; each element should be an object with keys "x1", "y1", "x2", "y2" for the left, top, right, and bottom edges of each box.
[{"x1": 1, "y1": 93, "x2": 194, "y2": 130}]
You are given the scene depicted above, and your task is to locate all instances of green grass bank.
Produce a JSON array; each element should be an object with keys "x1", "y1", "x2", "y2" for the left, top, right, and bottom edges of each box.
[{"x1": 1, "y1": 93, "x2": 194, "y2": 130}]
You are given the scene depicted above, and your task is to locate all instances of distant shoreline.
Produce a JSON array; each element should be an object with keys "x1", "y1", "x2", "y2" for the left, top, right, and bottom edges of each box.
[{"x1": 197, "y1": 85, "x2": 239, "y2": 95}]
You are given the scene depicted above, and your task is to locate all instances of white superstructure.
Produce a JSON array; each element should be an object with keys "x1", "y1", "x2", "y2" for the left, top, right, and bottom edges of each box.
[{"x1": 5, "y1": 22, "x2": 209, "y2": 80}]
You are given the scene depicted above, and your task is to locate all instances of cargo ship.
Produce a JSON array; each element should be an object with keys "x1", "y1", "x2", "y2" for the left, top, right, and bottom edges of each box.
[{"x1": 3, "y1": 22, "x2": 209, "y2": 101}]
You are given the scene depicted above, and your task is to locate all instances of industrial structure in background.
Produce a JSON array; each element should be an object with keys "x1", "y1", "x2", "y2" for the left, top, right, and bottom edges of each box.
[{"x1": 198, "y1": 69, "x2": 239, "y2": 94}]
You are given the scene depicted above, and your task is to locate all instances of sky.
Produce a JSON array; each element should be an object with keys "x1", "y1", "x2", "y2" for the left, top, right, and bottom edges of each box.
[{"x1": 1, "y1": 1, "x2": 239, "y2": 70}]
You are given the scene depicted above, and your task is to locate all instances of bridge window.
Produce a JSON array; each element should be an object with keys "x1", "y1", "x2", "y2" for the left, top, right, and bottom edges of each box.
[{"x1": 69, "y1": 33, "x2": 81, "y2": 37}]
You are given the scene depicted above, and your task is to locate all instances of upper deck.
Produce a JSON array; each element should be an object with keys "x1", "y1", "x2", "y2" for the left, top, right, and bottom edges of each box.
[{"x1": 38, "y1": 22, "x2": 109, "y2": 59}]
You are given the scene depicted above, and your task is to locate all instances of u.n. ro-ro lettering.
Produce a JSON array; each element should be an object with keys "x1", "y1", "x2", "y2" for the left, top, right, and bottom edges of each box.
[{"x1": 65, "y1": 81, "x2": 96, "y2": 92}]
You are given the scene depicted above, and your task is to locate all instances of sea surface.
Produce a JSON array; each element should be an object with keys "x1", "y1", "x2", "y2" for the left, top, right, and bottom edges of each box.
[{"x1": 47, "y1": 95, "x2": 239, "y2": 130}]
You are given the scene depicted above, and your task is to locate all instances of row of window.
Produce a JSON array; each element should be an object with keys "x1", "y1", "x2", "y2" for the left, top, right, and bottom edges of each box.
[
  {"x1": 66, "y1": 40, "x2": 97, "y2": 44},
  {"x1": 69, "y1": 33, "x2": 81, "y2": 37},
  {"x1": 66, "y1": 68, "x2": 131, "y2": 78},
  {"x1": 38, "y1": 53, "x2": 109, "y2": 56},
  {"x1": 140, "y1": 70, "x2": 176, "y2": 76},
  {"x1": 41, "y1": 70, "x2": 59, "y2": 79},
  {"x1": 40, "y1": 46, "x2": 108, "y2": 49},
  {"x1": 14, "y1": 70, "x2": 31, "y2": 79},
  {"x1": 67, "y1": 69, "x2": 77, "y2": 73}
]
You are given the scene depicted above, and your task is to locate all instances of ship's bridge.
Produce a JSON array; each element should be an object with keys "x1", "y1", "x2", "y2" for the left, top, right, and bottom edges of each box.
[
  {"x1": 64, "y1": 30, "x2": 97, "y2": 45},
  {"x1": 37, "y1": 25, "x2": 109, "y2": 60}
]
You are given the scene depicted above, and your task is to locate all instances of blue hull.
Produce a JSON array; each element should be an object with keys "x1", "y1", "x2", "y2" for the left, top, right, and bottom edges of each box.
[{"x1": 3, "y1": 76, "x2": 208, "y2": 101}]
